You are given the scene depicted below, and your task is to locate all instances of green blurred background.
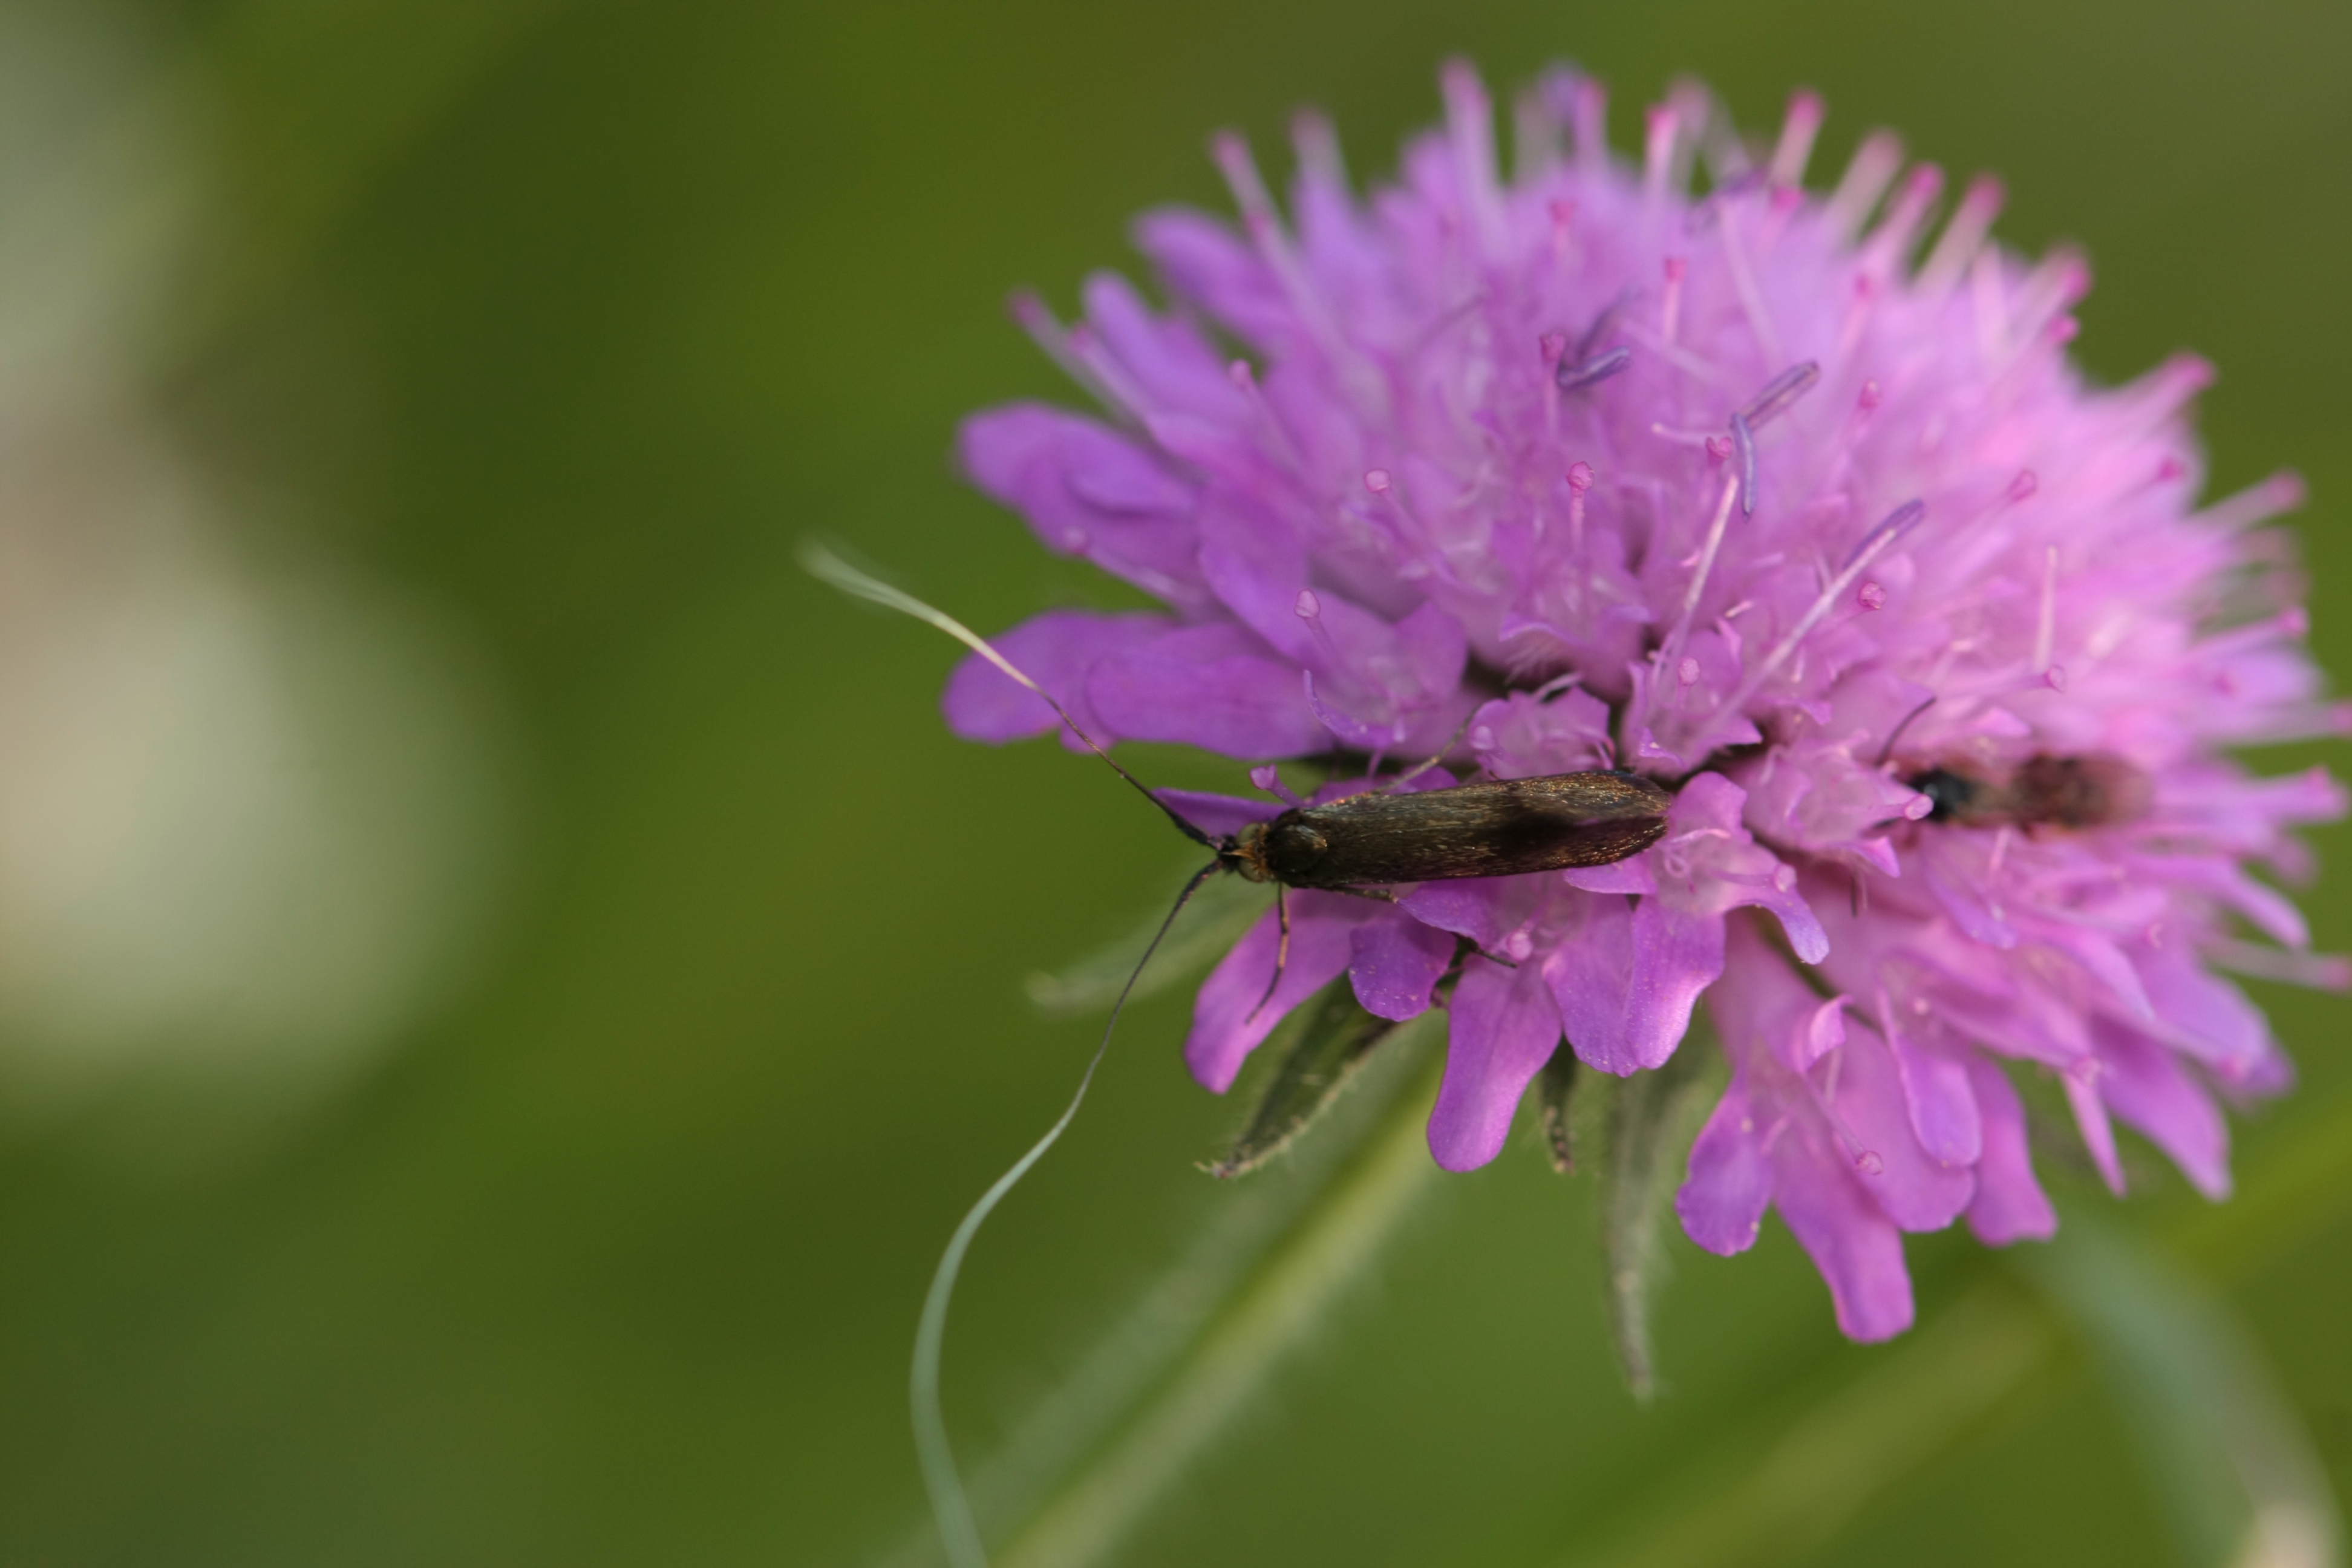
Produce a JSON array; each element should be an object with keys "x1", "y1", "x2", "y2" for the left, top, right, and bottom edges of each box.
[{"x1": 0, "y1": 1, "x2": 2344, "y2": 1564}]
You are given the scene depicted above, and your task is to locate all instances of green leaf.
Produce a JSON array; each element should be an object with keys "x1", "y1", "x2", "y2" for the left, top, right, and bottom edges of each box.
[
  {"x1": 1585, "y1": 1038, "x2": 1722, "y2": 1403},
  {"x1": 1207, "y1": 981, "x2": 1402, "y2": 1180},
  {"x1": 1024, "y1": 869, "x2": 1266, "y2": 1016}
]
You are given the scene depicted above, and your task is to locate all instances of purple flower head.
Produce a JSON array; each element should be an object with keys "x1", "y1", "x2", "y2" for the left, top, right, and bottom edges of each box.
[{"x1": 943, "y1": 65, "x2": 2345, "y2": 1339}]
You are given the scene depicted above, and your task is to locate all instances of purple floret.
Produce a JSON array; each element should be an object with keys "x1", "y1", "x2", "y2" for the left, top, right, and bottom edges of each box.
[{"x1": 941, "y1": 63, "x2": 2345, "y2": 1339}]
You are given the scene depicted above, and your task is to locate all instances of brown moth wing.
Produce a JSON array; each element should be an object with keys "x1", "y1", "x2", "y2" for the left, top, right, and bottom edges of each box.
[
  {"x1": 1261, "y1": 772, "x2": 1671, "y2": 888},
  {"x1": 2004, "y1": 754, "x2": 2151, "y2": 829}
]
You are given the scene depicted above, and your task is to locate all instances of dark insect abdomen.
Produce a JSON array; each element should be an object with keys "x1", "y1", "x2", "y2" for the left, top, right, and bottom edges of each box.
[
  {"x1": 1902, "y1": 754, "x2": 2148, "y2": 831},
  {"x1": 2008, "y1": 754, "x2": 2137, "y2": 828},
  {"x1": 1260, "y1": 771, "x2": 1671, "y2": 889}
]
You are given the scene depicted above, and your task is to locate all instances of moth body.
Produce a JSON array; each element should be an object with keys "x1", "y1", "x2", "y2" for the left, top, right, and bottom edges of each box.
[
  {"x1": 1222, "y1": 770, "x2": 1671, "y2": 889},
  {"x1": 1906, "y1": 753, "x2": 2149, "y2": 831}
]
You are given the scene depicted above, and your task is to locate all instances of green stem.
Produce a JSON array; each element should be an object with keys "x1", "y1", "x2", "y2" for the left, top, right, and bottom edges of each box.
[{"x1": 994, "y1": 1060, "x2": 1445, "y2": 1568}]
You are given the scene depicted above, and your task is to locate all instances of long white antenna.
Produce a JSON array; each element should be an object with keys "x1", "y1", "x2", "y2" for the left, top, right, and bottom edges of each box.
[
  {"x1": 801, "y1": 543, "x2": 1212, "y2": 848},
  {"x1": 805, "y1": 540, "x2": 1238, "y2": 1562},
  {"x1": 908, "y1": 860, "x2": 1219, "y2": 1567}
]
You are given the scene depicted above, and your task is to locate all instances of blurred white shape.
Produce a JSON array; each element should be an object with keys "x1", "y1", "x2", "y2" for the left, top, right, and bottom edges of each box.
[
  {"x1": 2238, "y1": 1504, "x2": 2337, "y2": 1568},
  {"x1": 0, "y1": 5, "x2": 510, "y2": 1120},
  {"x1": 0, "y1": 443, "x2": 506, "y2": 1099}
]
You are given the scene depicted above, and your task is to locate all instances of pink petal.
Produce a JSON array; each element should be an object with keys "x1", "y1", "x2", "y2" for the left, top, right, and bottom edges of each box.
[
  {"x1": 1469, "y1": 688, "x2": 1616, "y2": 778},
  {"x1": 1154, "y1": 789, "x2": 1277, "y2": 840},
  {"x1": 1427, "y1": 956, "x2": 1563, "y2": 1171},
  {"x1": 1772, "y1": 1126, "x2": 1916, "y2": 1342},
  {"x1": 2063, "y1": 1064, "x2": 2127, "y2": 1195},
  {"x1": 2094, "y1": 1024, "x2": 2231, "y2": 1199},
  {"x1": 1079, "y1": 271, "x2": 1252, "y2": 422},
  {"x1": 958, "y1": 404, "x2": 1206, "y2": 603},
  {"x1": 1563, "y1": 857, "x2": 1656, "y2": 895},
  {"x1": 1922, "y1": 842, "x2": 2018, "y2": 950},
  {"x1": 1783, "y1": 995, "x2": 1849, "y2": 1074},
  {"x1": 1962, "y1": 1057, "x2": 2057, "y2": 1245},
  {"x1": 1400, "y1": 877, "x2": 1542, "y2": 956},
  {"x1": 1551, "y1": 898, "x2": 1723, "y2": 1075},
  {"x1": 1183, "y1": 892, "x2": 1365, "y2": 1091},
  {"x1": 1824, "y1": 1026, "x2": 1976, "y2": 1231},
  {"x1": 1391, "y1": 599, "x2": 1470, "y2": 703},
  {"x1": 942, "y1": 609, "x2": 1172, "y2": 745},
  {"x1": 2041, "y1": 925, "x2": 2153, "y2": 1022},
  {"x1": 1670, "y1": 769, "x2": 1748, "y2": 835},
  {"x1": 1541, "y1": 894, "x2": 1636, "y2": 1073},
  {"x1": 1089, "y1": 624, "x2": 1326, "y2": 758},
  {"x1": 1197, "y1": 490, "x2": 1318, "y2": 665},
  {"x1": 1677, "y1": 1082, "x2": 1773, "y2": 1255},
  {"x1": 1306, "y1": 766, "x2": 1455, "y2": 807},
  {"x1": 1572, "y1": 897, "x2": 1728, "y2": 1074},
  {"x1": 1658, "y1": 773, "x2": 1828, "y2": 962},
  {"x1": 1132, "y1": 207, "x2": 1291, "y2": 343},
  {"x1": 960, "y1": 404, "x2": 1194, "y2": 516},
  {"x1": 1884, "y1": 1016, "x2": 1983, "y2": 1168},
  {"x1": 2134, "y1": 941, "x2": 2275, "y2": 1087},
  {"x1": 1348, "y1": 910, "x2": 1457, "y2": 1021},
  {"x1": 1760, "y1": 887, "x2": 1832, "y2": 965}
]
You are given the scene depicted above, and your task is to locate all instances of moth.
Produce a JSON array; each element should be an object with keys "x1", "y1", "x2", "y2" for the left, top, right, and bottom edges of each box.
[
  {"x1": 1904, "y1": 753, "x2": 2151, "y2": 832},
  {"x1": 1222, "y1": 771, "x2": 1670, "y2": 889},
  {"x1": 805, "y1": 543, "x2": 1673, "y2": 1566}
]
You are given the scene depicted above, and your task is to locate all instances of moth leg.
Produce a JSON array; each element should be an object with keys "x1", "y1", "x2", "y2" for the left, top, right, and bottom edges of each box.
[
  {"x1": 1324, "y1": 884, "x2": 1399, "y2": 904},
  {"x1": 1246, "y1": 884, "x2": 1292, "y2": 1023}
]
